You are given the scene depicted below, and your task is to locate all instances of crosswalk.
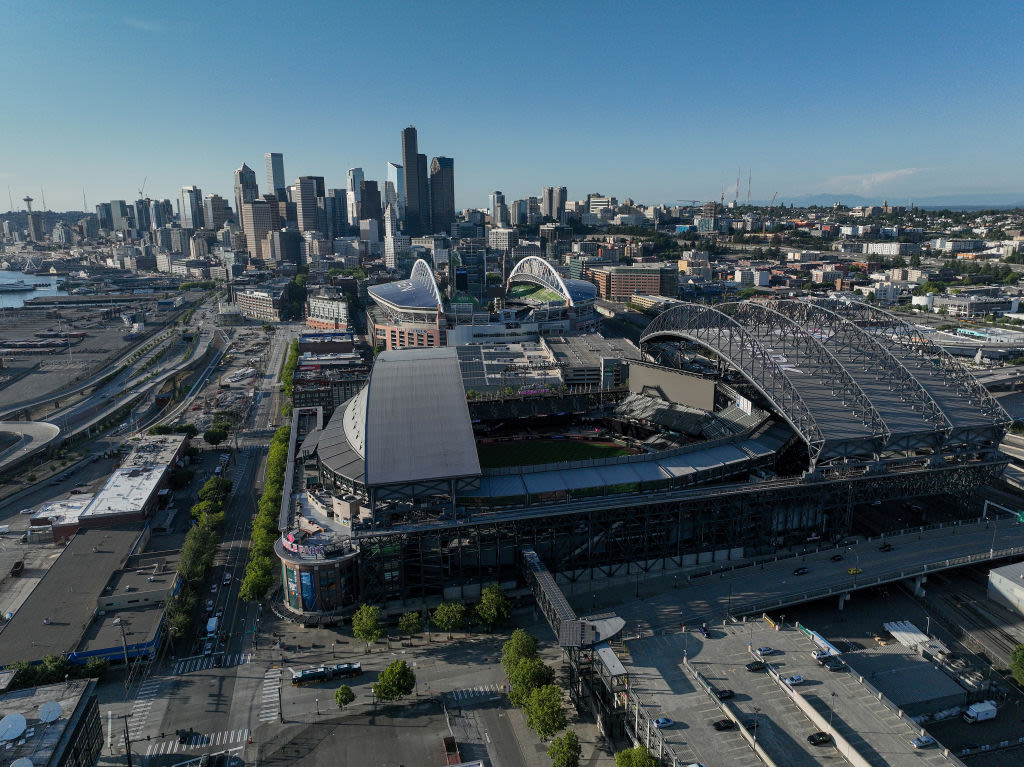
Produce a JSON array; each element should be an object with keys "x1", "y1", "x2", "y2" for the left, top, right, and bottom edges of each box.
[
  {"x1": 447, "y1": 683, "x2": 504, "y2": 702},
  {"x1": 125, "y1": 679, "x2": 162, "y2": 743},
  {"x1": 143, "y1": 729, "x2": 249, "y2": 756},
  {"x1": 172, "y1": 653, "x2": 252, "y2": 675},
  {"x1": 259, "y1": 668, "x2": 281, "y2": 723}
]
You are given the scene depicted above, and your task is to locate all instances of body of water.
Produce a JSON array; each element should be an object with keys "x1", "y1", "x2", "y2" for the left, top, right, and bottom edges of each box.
[{"x1": 0, "y1": 269, "x2": 67, "y2": 309}]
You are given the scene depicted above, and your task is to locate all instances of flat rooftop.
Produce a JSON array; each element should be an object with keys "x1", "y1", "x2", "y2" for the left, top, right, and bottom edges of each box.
[
  {"x1": 0, "y1": 679, "x2": 96, "y2": 767},
  {"x1": 82, "y1": 464, "x2": 165, "y2": 517},
  {"x1": 544, "y1": 334, "x2": 640, "y2": 368},
  {"x1": 0, "y1": 527, "x2": 145, "y2": 667},
  {"x1": 120, "y1": 434, "x2": 186, "y2": 468}
]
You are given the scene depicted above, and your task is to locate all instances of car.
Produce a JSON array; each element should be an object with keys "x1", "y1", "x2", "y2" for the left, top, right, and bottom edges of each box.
[
  {"x1": 848, "y1": 567, "x2": 862, "y2": 574},
  {"x1": 911, "y1": 736, "x2": 936, "y2": 749},
  {"x1": 712, "y1": 719, "x2": 737, "y2": 731},
  {"x1": 223, "y1": 572, "x2": 232, "y2": 584},
  {"x1": 69, "y1": 488, "x2": 85, "y2": 494},
  {"x1": 830, "y1": 554, "x2": 844, "y2": 562},
  {"x1": 714, "y1": 689, "x2": 735, "y2": 700},
  {"x1": 823, "y1": 658, "x2": 846, "y2": 672},
  {"x1": 215, "y1": 608, "x2": 224, "y2": 618},
  {"x1": 808, "y1": 731, "x2": 832, "y2": 745},
  {"x1": 210, "y1": 584, "x2": 217, "y2": 593},
  {"x1": 878, "y1": 543, "x2": 893, "y2": 552},
  {"x1": 756, "y1": 646, "x2": 776, "y2": 657},
  {"x1": 745, "y1": 660, "x2": 766, "y2": 672},
  {"x1": 783, "y1": 675, "x2": 804, "y2": 686},
  {"x1": 653, "y1": 717, "x2": 674, "y2": 729},
  {"x1": 202, "y1": 640, "x2": 214, "y2": 656},
  {"x1": 793, "y1": 566, "x2": 809, "y2": 576},
  {"x1": 812, "y1": 650, "x2": 830, "y2": 660},
  {"x1": 18, "y1": 508, "x2": 34, "y2": 515},
  {"x1": 205, "y1": 599, "x2": 214, "y2": 611}
]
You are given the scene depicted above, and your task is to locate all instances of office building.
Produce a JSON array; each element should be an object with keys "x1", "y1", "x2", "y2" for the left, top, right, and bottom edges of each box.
[
  {"x1": 110, "y1": 200, "x2": 133, "y2": 231},
  {"x1": 489, "y1": 191, "x2": 508, "y2": 227},
  {"x1": 242, "y1": 198, "x2": 280, "y2": 261},
  {"x1": 94, "y1": 202, "x2": 113, "y2": 230},
  {"x1": 325, "y1": 189, "x2": 348, "y2": 239},
  {"x1": 234, "y1": 162, "x2": 259, "y2": 223},
  {"x1": 401, "y1": 126, "x2": 430, "y2": 236},
  {"x1": 150, "y1": 199, "x2": 173, "y2": 230},
  {"x1": 295, "y1": 176, "x2": 321, "y2": 234},
  {"x1": 133, "y1": 199, "x2": 152, "y2": 232},
  {"x1": 265, "y1": 152, "x2": 286, "y2": 198},
  {"x1": 542, "y1": 186, "x2": 567, "y2": 220},
  {"x1": 488, "y1": 227, "x2": 518, "y2": 252},
  {"x1": 235, "y1": 285, "x2": 285, "y2": 322},
  {"x1": 179, "y1": 186, "x2": 204, "y2": 229},
  {"x1": 307, "y1": 294, "x2": 351, "y2": 330},
  {"x1": 430, "y1": 156, "x2": 455, "y2": 236},
  {"x1": 204, "y1": 194, "x2": 230, "y2": 231},
  {"x1": 0, "y1": 679, "x2": 103, "y2": 767},
  {"x1": 588, "y1": 262, "x2": 678, "y2": 302},
  {"x1": 385, "y1": 161, "x2": 404, "y2": 221},
  {"x1": 359, "y1": 180, "x2": 382, "y2": 228},
  {"x1": 266, "y1": 228, "x2": 302, "y2": 266},
  {"x1": 347, "y1": 167, "x2": 364, "y2": 224}
]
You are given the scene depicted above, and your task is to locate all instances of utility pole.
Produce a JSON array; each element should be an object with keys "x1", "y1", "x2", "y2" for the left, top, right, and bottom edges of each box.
[{"x1": 119, "y1": 714, "x2": 134, "y2": 767}]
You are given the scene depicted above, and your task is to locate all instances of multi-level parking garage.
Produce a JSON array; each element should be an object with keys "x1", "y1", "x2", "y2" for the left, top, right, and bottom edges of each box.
[{"x1": 278, "y1": 299, "x2": 1011, "y2": 615}]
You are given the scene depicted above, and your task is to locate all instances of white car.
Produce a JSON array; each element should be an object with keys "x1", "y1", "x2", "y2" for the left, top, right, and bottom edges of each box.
[
  {"x1": 756, "y1": 646, "x2": 776, "y2": 657},
  {"x1": 222, "y1": 573, "x2": 231, "y2": 584},
  {"x1": 19, "y1": 508, "x2": 34, "y2": 515},
  {"x1": 783, "y1": 675, "x2": 805, "y2": 686},
  {"x1": 811, "y1": 650, "x2": 830, "y2": 660},
  {"x1": 911, "y1": 736, "x2": 935, "y2": 749}
]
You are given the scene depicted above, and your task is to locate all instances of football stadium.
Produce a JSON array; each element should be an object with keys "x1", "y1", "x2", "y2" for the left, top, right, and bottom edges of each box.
[{"x1": 276, "y1": 298, "x2": 1011, "y2": 618}]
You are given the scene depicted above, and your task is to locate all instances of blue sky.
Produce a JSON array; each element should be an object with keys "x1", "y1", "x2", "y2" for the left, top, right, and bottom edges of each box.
[{"x1": 2, "y1": 0, "x2": 1022, "y2": 211}]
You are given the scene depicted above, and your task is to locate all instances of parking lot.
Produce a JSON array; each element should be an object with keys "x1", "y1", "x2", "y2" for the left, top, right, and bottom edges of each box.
[{"x1": 625, "y1": 617, "x2": 965, "y2": 767}]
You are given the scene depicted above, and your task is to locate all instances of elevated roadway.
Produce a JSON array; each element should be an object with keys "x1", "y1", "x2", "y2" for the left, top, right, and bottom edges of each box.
[{"x1": 583, "y1": 514, "x2": 1024, "y2": 631}]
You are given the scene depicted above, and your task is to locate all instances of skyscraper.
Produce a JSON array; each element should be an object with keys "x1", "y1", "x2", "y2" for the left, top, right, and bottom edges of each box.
[
  {"x1": 429, "y1": 157, "x2": 455, "y2": 236},
  {"x1": 294, "y1": 177, "x2": 320, "y2": 234},
  {"x1": 325, "y1": 189, "x2": 348, "y2": 239},
  {"x1": 111, "y1": 200, "x2": 134, "y2": 231},
  {"x1": 541, "y1": 186, "x2": 567, "y2": 220},
  {"x1": 179, "y1": 186, "x2": 204, "y2": 229},
  {"x1": 384, "y1": 162, "x2": 404, "y2": 221},
  {"x1": 401, "y1": 126, "x2": 430, "y2": 237},
  {"x1": 489, "y1": 191, "x2": 508, "y2": 227},
  {"x1": 265, "y1": 153, "x2": 286, "y2": 198},
  {"x1": 94, "y1": 202, "x2": 113, "y2": 230},
  {"x1": 134, "y1": 199, "x2": 152, "y2": 232},
  {"x1": 150, "y1": 199, "x2": 173, "y2": 230},
  {"x1": 346, "y1": 168, "x2": 364, "y2": 225},
  {"x1": 204, "y1": 194, "x2": 230, "y2": 231},
  {"x1": 359, "y1": 180, "x2": 382, "y2": 224},
  {"x1": 242, "y1": 197, "x2": 280, "y2": 261},
  {"x1": 234, "y1": 163, "x2": 259, "y2": 223}
]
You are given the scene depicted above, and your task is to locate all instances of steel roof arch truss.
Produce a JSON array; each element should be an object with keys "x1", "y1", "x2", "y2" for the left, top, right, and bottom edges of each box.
[
  {"x1": 507, "y1": 256, "x2": 575, "y2": 306},
  {"x1": 642, "y1": 304, "x2": 829, "y2": 462}
]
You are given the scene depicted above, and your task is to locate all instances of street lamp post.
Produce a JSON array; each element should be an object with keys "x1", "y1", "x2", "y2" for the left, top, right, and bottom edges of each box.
[
  {"x1": 315, "y1": 698, "x2": 319, "y2": 716},
  {"x1": 753, "y1": 706, "x2": 760, "y2": 745},
  {"x1": 828, "y1": 692, "x2": 837, "y2": 731}
]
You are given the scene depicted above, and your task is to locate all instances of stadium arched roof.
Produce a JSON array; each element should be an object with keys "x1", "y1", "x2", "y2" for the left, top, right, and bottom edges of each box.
[
  {"x1": 507, "y1": 256, "x2": 595, "y2": 306},
  {"x1": 367, "y1": 258, "x2": 444, "y2": 310},
  {"x1": 640, "y1": 299, "x2": 1010, "y2": 464}
]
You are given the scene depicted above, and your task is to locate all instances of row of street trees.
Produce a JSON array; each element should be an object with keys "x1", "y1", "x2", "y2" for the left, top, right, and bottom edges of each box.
[{"x1": 239, "y1": 425, "x2": 290, "y2": 601}]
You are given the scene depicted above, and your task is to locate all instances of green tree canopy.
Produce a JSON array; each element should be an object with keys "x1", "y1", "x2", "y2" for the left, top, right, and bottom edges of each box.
[
  {"x1": 432, "y1": 601, "x2": 466, "y2": 639},
  {"x1": 334, "y1": 685, "x2": 355, "y2": 708},
  {"x1": 373, "y1": 659, "x2": 416, "y2": 701},
  {"x1": 502, "y1": 629, "x2": 539, "y2": 676},
  {"x1": 509, "y1": 657, "x2": 555, "y2": 707},
  {"x1": 614, "y1": 745, "x2": 658, "y2": 767},
  {"x1": 474, "y1": 582, "x2": 511, "y2": 631},
  {"x1": 203, "y1": 427, "x2": 228, "y2": 446},
  {"x1": 547, "y1": 730, "x2": 582, "y2": 767},
  {"x1": 524, "y1": 684, "x2": 566, "y2": 739},
  {"x1": 1012, "y1": 644, "x2": 1024, "y2": 686},
  {"x1": 352, "y1": 604, "x2": 384, "y2": 650},
  {"x1": 398, "y1": 611, "x2": 423, "y2": 637}
]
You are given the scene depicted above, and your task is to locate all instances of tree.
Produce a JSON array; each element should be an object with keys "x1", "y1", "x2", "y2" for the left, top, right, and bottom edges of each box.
[
  {"x1": 614, "y1": 745, "x2": 658, "y2": 767},
  {"x1": 373, "y1": 659, "x2": 416, "y2": 701},
  {"x1": 203, "y1": 428, "x2": 227, "y2": 446},
  {"x1": 547, "y1": 730, "x2": 582, "y2": 767},
  {"x1": 1012, "y1": 644, "x2": 1024, "y2": 686},
  {"x1": 334, "y1": 685, "x2": 355, "y2": 709},
  {"x1": 524, "y1": 684, "x2": 566, "y2": 739},
  {"x1": 474, "y1": 582, "x2": 511, "y2": 631},
  {"x1": 398, "y1": 611, "x2": 423, "y2": 638},
  {"x1": 352, "y1": 604, "x2": 384, "y2": 651},
  {"x1": 432, "y1": 601, "x2": 466, "y2": 639},
  {"x1": 509, "y1": 657, "x2": 555, "y2": 707},
  {"x1": 502, "y1": 629, "x2": 539, "y2": 676}
]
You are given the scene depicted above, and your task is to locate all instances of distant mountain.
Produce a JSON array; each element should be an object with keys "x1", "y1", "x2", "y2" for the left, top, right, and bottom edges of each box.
[{"x1": 759, "y1": 192, "x2": 1024, "y2": 210}]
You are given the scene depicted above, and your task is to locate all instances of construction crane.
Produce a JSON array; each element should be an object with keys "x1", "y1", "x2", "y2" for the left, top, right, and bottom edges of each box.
[
  {"x1": 734, "y1": 168, "x2": 740, "y2": 207},
  {"x1": 138, "y1": 176, "x2": 148, "y2": 200},
  {"x1": 762, "y1": 192, "x2": 778, "y2": 237}
]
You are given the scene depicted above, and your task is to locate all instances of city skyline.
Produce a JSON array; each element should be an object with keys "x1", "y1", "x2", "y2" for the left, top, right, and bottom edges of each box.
[{"x1": 2, "y1": 1, "x2": 1022, "y2": 211}]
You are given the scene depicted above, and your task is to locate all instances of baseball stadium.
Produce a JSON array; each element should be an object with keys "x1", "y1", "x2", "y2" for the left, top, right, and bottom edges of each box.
[{"x1": 275, "y1": 297, "x2": 1011, "y2": 619}]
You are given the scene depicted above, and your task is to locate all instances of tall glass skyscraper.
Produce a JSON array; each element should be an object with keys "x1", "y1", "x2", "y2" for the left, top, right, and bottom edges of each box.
[
  {"x1": 265, "y1": 153, "x2": 286, "y2": 199},
  {"x1": 179, "y1": 186, "x2": 204, "y2": 229},
  {"x1": 429, "y1": 157, "x2": 455, "y2": 236},
  {"x1": 384, "y1": 162, "x2": 404, "y2": 222}
]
